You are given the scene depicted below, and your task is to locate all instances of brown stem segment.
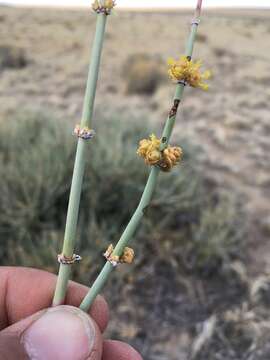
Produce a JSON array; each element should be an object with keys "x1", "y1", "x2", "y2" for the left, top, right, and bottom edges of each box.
[{"x1": 169, "y1": 99, "x2": 181, "y2": 118}]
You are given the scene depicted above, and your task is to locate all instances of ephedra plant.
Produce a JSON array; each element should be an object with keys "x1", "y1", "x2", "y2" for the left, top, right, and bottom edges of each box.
[
  {"x1": 53, "y1": 0, "x2": 115, "y2": 306},
  {"x1": 53, "y1": 0, "x2": 211, "y2": 311}
]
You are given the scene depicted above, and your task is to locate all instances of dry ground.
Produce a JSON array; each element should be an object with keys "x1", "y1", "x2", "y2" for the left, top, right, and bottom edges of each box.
[{"x1": 0, "y1": 6, "x2": 270, "y2": 359}]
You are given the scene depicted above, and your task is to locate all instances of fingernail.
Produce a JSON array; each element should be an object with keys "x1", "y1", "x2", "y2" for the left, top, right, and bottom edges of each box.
[{"x1": 22, "y1": 306, "x2": 96, "y2": 360}]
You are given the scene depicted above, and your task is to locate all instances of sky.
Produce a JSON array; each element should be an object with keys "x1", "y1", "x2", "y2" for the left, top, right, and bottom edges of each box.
[{"x1": 2, "y1": 0, "x2": 270, "y2": 8}]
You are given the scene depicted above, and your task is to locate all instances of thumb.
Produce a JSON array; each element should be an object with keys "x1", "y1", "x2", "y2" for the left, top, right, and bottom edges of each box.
[{"x1": 0, "y1": 305, "x2": 102, "y2": 360}]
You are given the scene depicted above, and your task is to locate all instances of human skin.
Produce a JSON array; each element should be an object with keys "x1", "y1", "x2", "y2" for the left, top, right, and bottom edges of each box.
[{"x1": 0, "y1": 267, "x2": 142, "y2": 360}]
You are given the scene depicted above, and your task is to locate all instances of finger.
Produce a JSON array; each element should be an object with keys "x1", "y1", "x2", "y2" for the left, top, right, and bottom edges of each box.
[
  {"x1": 0, "y1": 305, "x2": 102, "y2": 360},
  {"x1": 102, "y1": 340, "x2": 143, "y2": 360},
  {"x1": 0, "y1": 267, "x2": 109, "y2": 332}
]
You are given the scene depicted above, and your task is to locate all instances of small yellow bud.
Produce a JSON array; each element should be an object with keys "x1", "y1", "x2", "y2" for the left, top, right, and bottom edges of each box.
[
  {"x1": 92, "y1": 0, "x2": 115, "y2": 14},
  {"x1": 120, "y1": 247, "x2": 135, "y2": 264},
  {"x1": 104, "y1": 0, "x2": 114, "y2": 8},
  {"x1": 137, "y1": 134, "x2": 162, "y2": 166},
  {"x1": 159, "y1": 146, "x2": 183, "y2": 172},
  {"x1": 137, "y1": 139, "x2": 151, "y2": 158},
  {"x1": 146, "y1": 149, "x2": 162, "y2": 165},
  {"x1": 92, "y1": 0, "x2": 99, "y2": 10}
]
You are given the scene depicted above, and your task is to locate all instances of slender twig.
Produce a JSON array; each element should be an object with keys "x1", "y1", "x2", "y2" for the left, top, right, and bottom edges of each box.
[
  {"x1": 53, "y1": 13, "x2": 108, "y2": 306},
  {"x1": 196, "y1": 0, "x2": 203, "y2": 17},
  {"x1": 80, "y1": 0, "x2": 204, "y2": 312}
]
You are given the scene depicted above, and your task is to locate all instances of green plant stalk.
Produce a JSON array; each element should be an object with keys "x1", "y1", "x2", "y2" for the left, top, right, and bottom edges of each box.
[
  {"x1": 53, "y1": 13, "x2": 107, "y2": 306},
  {"x1": 80, "y1": 0, "x2": 203, "y2": 312}
]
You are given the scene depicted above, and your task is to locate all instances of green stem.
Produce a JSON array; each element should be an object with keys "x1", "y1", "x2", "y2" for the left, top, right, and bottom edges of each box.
[
  {"x1": 53, "y1": 13, "x2": 107, "y2": 306},
  {"x1": 80, "y1": 0, "x2": 203, "y2": 312},
  {"x1": 80, "y1": 168, "x2": 159, "y2": 311}
]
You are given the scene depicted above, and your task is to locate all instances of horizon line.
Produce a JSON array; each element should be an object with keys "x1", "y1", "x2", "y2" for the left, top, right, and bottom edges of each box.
[{"x1": 1, "y1": 3, "x2": 270, "y2": 10}]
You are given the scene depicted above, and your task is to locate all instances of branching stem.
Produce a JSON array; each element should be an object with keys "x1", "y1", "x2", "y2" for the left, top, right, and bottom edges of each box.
[{"x1": 80, "y1": 0, "x2": 204, "y2": 312}]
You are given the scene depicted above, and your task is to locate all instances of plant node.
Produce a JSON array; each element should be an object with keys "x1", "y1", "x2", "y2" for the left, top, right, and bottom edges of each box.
[
  {"x1": 74, "y1": 125, "x2": 96, "y2": 140},
  {"x1": 57, "y1": 253, "x2": 82, "y2": 265},
  {"x1": 104, "y1": 244, "x2": 135, "y2": 266},
  {"x1": 137, "y1": 134, "x2": 183, "y2": 172},
  {"x1": 92, "y1": 0, "x2": 116, "y2": 15},
  {"x1": 168, "y1": 55, "x2": 211, "y2": 90}
]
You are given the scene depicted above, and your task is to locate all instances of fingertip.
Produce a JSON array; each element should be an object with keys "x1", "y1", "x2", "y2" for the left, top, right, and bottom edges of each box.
[
  {"x1": 1, "y1": 306, "x2": 103, "y2": 360},
  {"x1": 22, "y1": 306, "x2": 102, "y2": 360},
  {"x1": 103, "y1": 340, "x2": 143, "y2": 360}
]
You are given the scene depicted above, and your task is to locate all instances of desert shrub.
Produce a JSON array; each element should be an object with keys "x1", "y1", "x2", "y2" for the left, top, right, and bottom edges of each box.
[
  {"x1": 0, "y1": 111, "x2": 245, "y2": 284},
  {"x1": 123, "y1": 54, "x2": 166, "y2": 95},
  {"x1": 0, "y1": 45, "x2": 28, "y2": 70},
  {"x1": 196, "y1": 33, "x2": 208, "y2": 43}
]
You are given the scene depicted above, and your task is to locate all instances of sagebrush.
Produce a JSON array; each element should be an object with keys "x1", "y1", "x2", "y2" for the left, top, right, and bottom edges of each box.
[{"x1": 0, "y1": 111, "x2": 245, "y2": 283}]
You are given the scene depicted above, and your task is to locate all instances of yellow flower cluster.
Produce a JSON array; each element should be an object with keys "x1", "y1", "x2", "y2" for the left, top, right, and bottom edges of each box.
[
  {"x1": 137, "y1": 134, "x2": 183, "y2": 172},
  {"x1": 168, "y1": 56, "x2": 211, "y2": 90},
  {"x1": 104, "y1": 244, "x2": 135, "y2": 266},
  {"x1": 92, "y1": 0, "x2": 116, "y2": 14}
]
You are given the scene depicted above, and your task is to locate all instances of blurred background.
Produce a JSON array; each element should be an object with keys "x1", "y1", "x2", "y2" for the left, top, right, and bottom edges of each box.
[{"x1": 0, "y1": 1, "x2": 270, "y2": 359}]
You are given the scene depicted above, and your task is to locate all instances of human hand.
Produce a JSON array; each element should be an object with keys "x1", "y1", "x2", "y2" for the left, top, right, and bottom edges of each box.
[{"x1": 0, "y1": 267, "x2": 142, "y2": 360}]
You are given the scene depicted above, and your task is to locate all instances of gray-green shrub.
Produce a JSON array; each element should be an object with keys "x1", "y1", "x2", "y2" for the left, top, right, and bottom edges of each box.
[
  {"x1": 0, "y1": 111, "x2": 245, "y2": 283},
  {"x1": 123, "y1": 54, "x2": 166, "y2": 95}
]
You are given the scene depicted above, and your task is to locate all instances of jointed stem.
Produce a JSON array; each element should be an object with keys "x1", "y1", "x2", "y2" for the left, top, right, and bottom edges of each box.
[
  {"x1": 80, "y1": 168, "x2": 159, "y2": 311},
  {"x1": 80, "y1": 0, "x2": 203, "y2": 312},
  {"x1": 53, "y1": 14, "x2": 107, "y2": 306}
]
